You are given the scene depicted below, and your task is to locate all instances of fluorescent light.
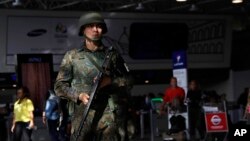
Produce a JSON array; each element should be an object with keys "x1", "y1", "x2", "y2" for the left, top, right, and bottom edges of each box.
[
  {"x1": 12, "y1": 0, "x2": 22, "y2": 6},
  {"x1": 189, "y1": 4, "x2": 199, "y2": 11},
  {"x1": 232, "y1": 0, "x2": 243, "y2": 4},
  {"x1": 176, "y1": 0, "x2": 187, "y2": 2},
  {"x1": 135, "y1": 3, "x2": 145, "y2": 10}
]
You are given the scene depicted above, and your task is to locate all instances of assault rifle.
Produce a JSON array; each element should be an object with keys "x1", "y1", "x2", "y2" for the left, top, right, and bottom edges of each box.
[{"x1": 73, "y1": 47, "x2": 113, "y2": 141}]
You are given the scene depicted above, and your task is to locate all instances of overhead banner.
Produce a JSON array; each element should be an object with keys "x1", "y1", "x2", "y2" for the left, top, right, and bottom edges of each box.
[
  {"x1": 172, "y1": 50, "x2": 188, "y2": 93},
  {"x1": 4, "y1": 14, "x2": 232, "y2": 71},
  {"x1": 7, "y1": 16, "x2": 80, "y2": 55},
  {"x1": 6, "y1": 16, "x2": 81, "y2": 65}
]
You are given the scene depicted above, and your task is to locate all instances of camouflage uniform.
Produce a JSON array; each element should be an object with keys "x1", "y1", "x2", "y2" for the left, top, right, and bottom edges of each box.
[{"x1": 54, "y1": 44, "x2": 132, "y2": 141}]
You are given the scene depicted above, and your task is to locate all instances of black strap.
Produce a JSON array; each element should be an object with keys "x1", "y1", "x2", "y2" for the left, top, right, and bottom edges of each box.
[{"x1": 85, "y1": 53, "x2": 104, "y2": 73}]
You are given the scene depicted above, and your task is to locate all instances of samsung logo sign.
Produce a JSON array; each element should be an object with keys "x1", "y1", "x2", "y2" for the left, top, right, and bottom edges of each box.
[{"x1": 27, "y1": 29, "x2": 47, "y2": 37}]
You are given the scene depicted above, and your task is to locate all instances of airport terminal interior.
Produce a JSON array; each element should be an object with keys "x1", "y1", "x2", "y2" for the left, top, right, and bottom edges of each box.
[{"x1": 1, "y1": 0, "x2": 250, "y2": 141}]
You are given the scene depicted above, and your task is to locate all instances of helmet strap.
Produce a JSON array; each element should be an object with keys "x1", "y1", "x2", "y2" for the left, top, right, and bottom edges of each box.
[{"x1": 84, "y1": 34, "x2": 102, "y2": 43}]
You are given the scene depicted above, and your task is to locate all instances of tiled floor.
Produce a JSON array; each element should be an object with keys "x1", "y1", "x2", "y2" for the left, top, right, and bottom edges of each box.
[
  {"x1": 4, "y1": 116, "x2": 171, "y2": 141},
  {"x1": 132, "y1": 136, "x2": 163, "y2": 141}
]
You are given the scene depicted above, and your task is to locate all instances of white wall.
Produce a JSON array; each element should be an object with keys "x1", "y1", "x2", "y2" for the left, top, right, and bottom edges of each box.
[
  {"x1": 131, "y1": 84, "x2": 168, "y2": 96},
  {"x1": 130, "y1": 70, "x2": 232, "y2": 97},
  {"x1": 131, "y1": 69, "x2": 246, "y2": 102},
  {"x1": 0, "y1": 14, "x2": 13, "y2": 72},
  {"x1": 232, "y1": 69, "x2": 250, "y2": 100},
  {"x1": 202, "y1": 70, "x2": 234, "y2": 101},
  {"x1": 129, "y1": 70, "x2": 250, "y2": 124}
]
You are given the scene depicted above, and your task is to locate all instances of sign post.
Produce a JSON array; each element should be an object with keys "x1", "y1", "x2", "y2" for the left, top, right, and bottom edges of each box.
[
  {"x1": 171, "y1": 50, "x2": 189, "y2": 130},
  {"x1": 203, "y1": 101, "x2": 229, "y2": 140},
  {"x1": 172, "y1": 50, "x2": 188, "y2": 94}
]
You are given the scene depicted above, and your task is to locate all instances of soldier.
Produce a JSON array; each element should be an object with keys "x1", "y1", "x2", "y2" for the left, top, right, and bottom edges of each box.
[{"x1": 54, "y1": 12, "x2": 132, "y2": 141}]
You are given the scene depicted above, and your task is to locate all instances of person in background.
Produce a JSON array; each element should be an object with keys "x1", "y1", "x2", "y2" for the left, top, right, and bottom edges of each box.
[
  {"x1": 59, "y1": 98, "x2": 71, "y2": 141},
  {"x1": 0, "y1": 103, "x2": 9, "y2": 141},
  {"x1": 54, "y1": 12, "x2": 131, "y2": 141},
  {"x1": 11, "y1": 86, "x2": 35, "y2": 141},
  {"x1": 42, "y1": 90, "x2": 61, "y2": 141},
  {"x1": 186, "y1": 80, "x2": 204, "y2": 140},
  {"x1": 160, "y1": 77, "x2": 185, "y2": 114},
  {"x1": 244, "y1": 92, "x2": 250, "y2": 125},
  {"x1": 237, "y1": 87, "x2": 249, "y2": 117}
]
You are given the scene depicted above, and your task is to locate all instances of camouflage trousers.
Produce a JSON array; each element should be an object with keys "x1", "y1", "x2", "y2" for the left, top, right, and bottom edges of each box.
[{"x1": 70, "y1": 101, "x2": 128, "y2": 141}]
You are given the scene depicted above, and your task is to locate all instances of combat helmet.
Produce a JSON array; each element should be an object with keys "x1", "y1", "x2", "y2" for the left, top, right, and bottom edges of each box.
[{"x1": 78, "y1": 12, "x2": 107, "y2": 36}]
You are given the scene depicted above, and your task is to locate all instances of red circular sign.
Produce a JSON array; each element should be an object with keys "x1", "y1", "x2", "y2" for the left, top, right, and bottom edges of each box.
[{"x1": 211, "y1": 115, "x2": 221, "y2": 125}]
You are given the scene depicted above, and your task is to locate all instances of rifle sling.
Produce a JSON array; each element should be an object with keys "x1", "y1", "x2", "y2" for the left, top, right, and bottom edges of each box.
[{"x1": 85, "y1": 53, "x2": 104, "y2": 73}]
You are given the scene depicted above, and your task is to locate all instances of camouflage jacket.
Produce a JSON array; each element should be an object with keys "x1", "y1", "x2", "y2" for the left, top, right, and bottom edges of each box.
[{"x1": 54, "y1": 44, "x2": 130, "y2": 116}]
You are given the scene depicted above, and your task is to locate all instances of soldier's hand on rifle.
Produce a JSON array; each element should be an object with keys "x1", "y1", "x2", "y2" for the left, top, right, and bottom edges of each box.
[
  {"x1": 79, "y1": 93, "x2": 90, "y2": 105},
  {"x1": 99, "y1": 75, "x2": 112, "y2": 89}
]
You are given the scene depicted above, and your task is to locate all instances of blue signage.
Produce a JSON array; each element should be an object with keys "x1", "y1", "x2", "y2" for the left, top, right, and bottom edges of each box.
[
  {"x1": 172, "y1": 50, "x2": 187, "y2": 69},
  {"x1": 28, "y1": 57, "x2": 42, "y2": 63}
]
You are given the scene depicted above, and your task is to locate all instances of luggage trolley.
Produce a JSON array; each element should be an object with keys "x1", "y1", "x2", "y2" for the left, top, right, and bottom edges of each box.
[
  {"x1": 139, "y1": 98, "x2": 168, "y2": 141},
  {"x1": 140, "y1": 98, "x2": 166, "y2": 141},
  {"x1": 151, "y1": 98, "x2": 168, "y2": 137},
  {"x1": 167, "y1": 103, "x2": 189, "y2": 130},
  {"x1": 150, "y1": 98, "x2": 189, "y2": 141},
  {"x1": 163, "y1": 101, "x2": 189, "y2": 141}
]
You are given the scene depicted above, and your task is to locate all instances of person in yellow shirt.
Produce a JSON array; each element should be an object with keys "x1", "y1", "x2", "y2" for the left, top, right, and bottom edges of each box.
[{"x1": 11, "y1": 86, "x2": 35, "y2": 141}]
